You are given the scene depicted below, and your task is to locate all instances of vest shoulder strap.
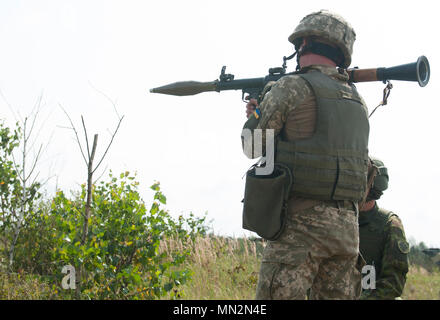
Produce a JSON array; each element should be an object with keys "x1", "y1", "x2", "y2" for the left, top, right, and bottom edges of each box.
[{"x1": 299, "y1": 71, "x2": 363, "y2": 104}]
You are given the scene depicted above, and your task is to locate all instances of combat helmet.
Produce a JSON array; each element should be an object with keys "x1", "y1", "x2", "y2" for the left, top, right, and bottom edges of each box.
[
  {"x1": 367, "y1": 157, "x2": 389, "y2": 201},
  {"x1": 288, "y1": 10, "x2": 356, "y2": 68}
]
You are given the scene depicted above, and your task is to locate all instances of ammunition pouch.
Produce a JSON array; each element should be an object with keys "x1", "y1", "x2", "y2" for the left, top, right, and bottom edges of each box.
[{"x1": 242, "y1": 163, "x2": 293, "y2": 241}]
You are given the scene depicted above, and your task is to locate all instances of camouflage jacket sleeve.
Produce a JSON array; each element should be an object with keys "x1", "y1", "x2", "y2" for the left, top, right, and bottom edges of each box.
[
  {"x1": 241, "y1": 75, "x2": 311, "y2": 158},
  {"x1": 362, "y1": 214, "x2": 410, "y2": 300}
]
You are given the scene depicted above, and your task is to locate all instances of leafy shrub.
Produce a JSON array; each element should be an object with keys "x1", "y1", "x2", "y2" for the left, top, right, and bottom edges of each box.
[
  {"x1": 0, "y1": 120, "x2": 41, "y2": 269},
  {"x1": 11, "y1": 172, "x2": 207, "y2": 299}
]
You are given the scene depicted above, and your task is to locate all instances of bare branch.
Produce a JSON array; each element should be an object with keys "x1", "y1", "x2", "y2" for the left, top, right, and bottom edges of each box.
[
  {"x1": 93, "y1": 164, "x2": 108, "y2": 185},
  {"x1": 56, "y1": 125, "x2": 74, "y2": 130},
  {"x1": 92, "y1": 115, "x2": 124, "y2": 174},
  {"x1": 32, "y1": 172, "x2": 55, "y2": 189},
  {"x1": 25, "y1": 144, "x2": 43, "y2": 182},
  {"x1": 11, "y1": 154, "x2": 24, "y2": 183},
  {"x1": 38, "y1": 153, "x2": 59, "y2": 189},
  {"x1": 81, "y1": 115, "x2": 91, "y2": 160},
  {"x1": 0, "y1": 88, "x2": 19, "y2": 122},
  {"x1": 27, "y1": 106, "x2": 53, "y2": 153},
  {"x1": 88, "y1": 81, "x2": 121, "y2": 120},
  {"x1": 39, "y1": 129, "x2": 55, "y2": 160},
  {"x1": 29, "y1": 91, "x2": 44, "y2": 117},
  {"x1": 30, "y1": 171, "x2": 41, "y2": 188},
  {"x1": 16, "y1": 109, "x2": 24, "y2": 124},
  {"x1": 59, "y1": 104, "x2": 88, "y2": 167},
  {"x1": 90, "y1": 134, "x2": 98, "y2": 164},
  {"x1": 22, "y1": 117, "x2": 27, "y2": 154},
  {"x1": 26, "y1": 94, "x2": 43, "y2": 142}
]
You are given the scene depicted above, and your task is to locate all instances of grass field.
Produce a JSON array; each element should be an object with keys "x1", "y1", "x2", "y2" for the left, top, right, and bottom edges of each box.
[
  {"x1": 402, "y1": 266, "x2": 440, "y2": 300},
  {"x1": 162, "y1": 236, "x2": 440, "y2": 300},
  {"x1": 1, "y1": 236, "x2": 439, "y2": 300},
  {"x1": 160, "y1": 236, "x2": 261, "y2": 300}
]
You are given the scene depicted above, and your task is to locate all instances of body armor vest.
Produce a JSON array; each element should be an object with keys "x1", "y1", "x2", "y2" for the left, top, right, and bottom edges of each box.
[
  {"x1": 359, "y1": 206, "x2": 393, "y2": 277},
  {"x1": 275, "y1": 71, "x2": 370, "y2": 201}
]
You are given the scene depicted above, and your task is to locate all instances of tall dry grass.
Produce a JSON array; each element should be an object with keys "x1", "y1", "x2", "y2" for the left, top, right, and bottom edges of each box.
[
  {"x1": 402, "y1": 266, "x2": 440, "y2": 300},
  {"x1": 160, "y1": 235, "x2": 263, "y2": 299}
]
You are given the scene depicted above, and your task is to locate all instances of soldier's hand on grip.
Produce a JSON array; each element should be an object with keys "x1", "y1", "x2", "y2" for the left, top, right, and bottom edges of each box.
[{"x1": 245, "y1": 97, "x2": 258, "y2": 118}]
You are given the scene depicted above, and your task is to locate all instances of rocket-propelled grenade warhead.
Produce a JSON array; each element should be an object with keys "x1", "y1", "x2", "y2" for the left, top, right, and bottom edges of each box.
[
  {"x1": 149, "y1": 66, "x2": 270, "y2": 101},
  {"x1": 149, "y1": 81, "x2": 217, "y2": 96}
]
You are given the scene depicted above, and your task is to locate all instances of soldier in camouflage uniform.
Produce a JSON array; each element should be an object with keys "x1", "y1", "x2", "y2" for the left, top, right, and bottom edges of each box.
[
  {"x1": 359, "y1": 157, "x2": 409, "y2": 300},
  {"x1": 243, "y1": 10, "x2": 369, "y2": 299}
]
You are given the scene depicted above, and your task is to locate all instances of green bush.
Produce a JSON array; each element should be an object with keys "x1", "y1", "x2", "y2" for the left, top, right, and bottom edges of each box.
[
  {"x1": 10, "y1": 172, "x2": 207, "y2": 299},
  {"x1": 0, "y1": 120, "x2": 41, "y2": 269},
  {"x1": 0, "y1": 119, "x2": 210, "y2": 300}
]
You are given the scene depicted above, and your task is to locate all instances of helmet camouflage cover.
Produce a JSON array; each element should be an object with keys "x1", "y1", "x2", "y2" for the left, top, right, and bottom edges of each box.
[
  {"x1": 288, "y1": 10, "x2": 356, "y2": 68},
  {"x1": 368, "y1": 157, "x2": 389, "y2": 201}
]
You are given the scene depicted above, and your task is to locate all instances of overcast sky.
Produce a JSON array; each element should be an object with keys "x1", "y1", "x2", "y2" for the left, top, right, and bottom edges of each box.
[{"x1": 1, "y1": 0, "x2": 439, "y2": 246}]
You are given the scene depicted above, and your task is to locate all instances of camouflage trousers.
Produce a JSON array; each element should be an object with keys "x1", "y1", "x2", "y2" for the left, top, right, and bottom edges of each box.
[{"x1": 255, "y1": 198, "x2": 363, "y2": 300}]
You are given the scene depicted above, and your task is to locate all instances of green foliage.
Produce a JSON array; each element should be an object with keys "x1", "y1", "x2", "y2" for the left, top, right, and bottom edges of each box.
[
  {"x1": 10, "y1": 201, "x2": 58, "y2": 274},
  {"x1": 10, "y1": 171, "x2": 208, "y2": 299},
  {"x1": 165, "y1": 212, "x2": 210, "y2": 241},
  {"x1": 0, "y1": 121, "x2": 22, "y2": 237},
  {"x1": 0, "y1": 120, "x2": 41, "y2": 266}
]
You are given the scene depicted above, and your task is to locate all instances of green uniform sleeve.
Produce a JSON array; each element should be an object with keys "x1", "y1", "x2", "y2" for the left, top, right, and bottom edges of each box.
[{"x1": 362, "y1": 214, "x2": 409, "y2": 300}]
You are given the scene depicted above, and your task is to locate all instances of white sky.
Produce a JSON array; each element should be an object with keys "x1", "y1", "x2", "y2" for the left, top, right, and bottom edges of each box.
[{"x1": 1, "y1": 0, "x2": 439, "y2": 246}]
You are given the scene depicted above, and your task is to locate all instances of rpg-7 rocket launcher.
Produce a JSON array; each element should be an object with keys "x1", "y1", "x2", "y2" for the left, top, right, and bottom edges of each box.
[{"x1": 150, "y1": 56, "x2": 430, "y2": 102}]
